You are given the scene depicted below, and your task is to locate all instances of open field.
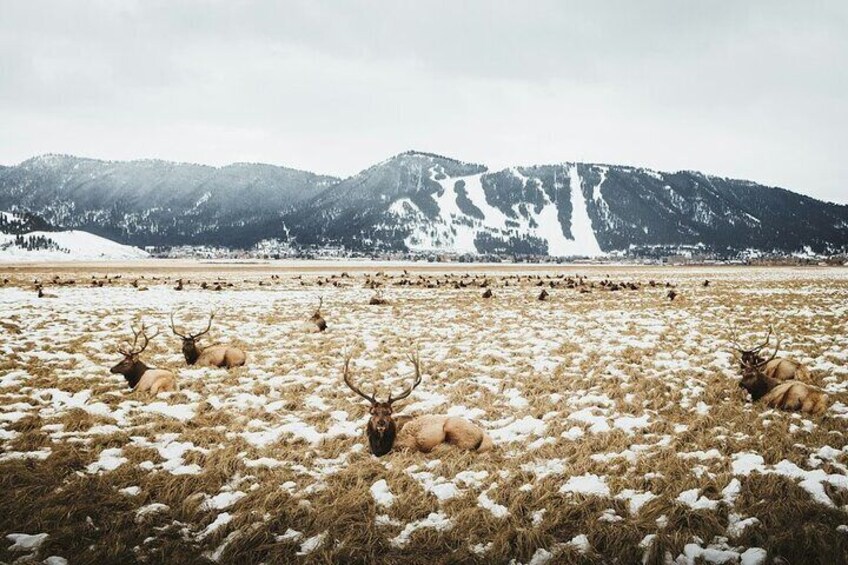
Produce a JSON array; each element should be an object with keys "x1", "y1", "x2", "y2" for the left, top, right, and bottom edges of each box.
[{"x1": 0, "y1": 263, "x2": 846, "y2": 564}]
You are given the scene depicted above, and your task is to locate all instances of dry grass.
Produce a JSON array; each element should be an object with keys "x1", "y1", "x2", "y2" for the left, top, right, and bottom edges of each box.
[{"x1": 0, "y1": 264, "x2": 846, "y2": 564}]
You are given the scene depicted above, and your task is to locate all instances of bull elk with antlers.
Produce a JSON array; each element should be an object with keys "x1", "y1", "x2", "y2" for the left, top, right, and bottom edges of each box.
[
  {"x1": 731, "y1": 327, "x2": 812, "y2": 383},
  {"x1": 369, "y1": 289, "x2": 390, "y2": 306},
  {"x1": 306, "y1": 297, "x2": 327, "y2": 333},
  {"x1": 343, "y1": 351, "x2": 493, "y2": 456},
  {"x1": 170, "y1": 311, "x2": 246, "y2": 368},
  {"x1": 110, "y1": 322, "x2": 177, "y2": 394},
  {"x1": 733, "y1": 327, "x2": 827, "y2": 416}
]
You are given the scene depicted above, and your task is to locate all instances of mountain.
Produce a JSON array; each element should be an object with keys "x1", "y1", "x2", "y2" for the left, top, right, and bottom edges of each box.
[
  {"x1": 0, "y1": 155, "x2": 338, "y2": 248},
  {"x1": 1, "y1": 151, "x2": 847, "y2": 256},
  {"x1": 282, "y1": 151, "x2": 848, "y2": 256}
]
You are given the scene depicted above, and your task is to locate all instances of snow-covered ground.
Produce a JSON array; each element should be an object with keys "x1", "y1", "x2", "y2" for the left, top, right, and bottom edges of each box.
[
  {"x1": 0, "y1": 230, "x2": 149, "y2": 262},
  {"x1": 0, "y1": 266, "x2": 846, "y2": 563}
]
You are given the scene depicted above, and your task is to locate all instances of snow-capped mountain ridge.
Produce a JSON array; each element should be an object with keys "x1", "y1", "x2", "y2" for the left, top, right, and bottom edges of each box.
[{"x1": 1, "y1": 152, "x2": 847, "y2": 256}]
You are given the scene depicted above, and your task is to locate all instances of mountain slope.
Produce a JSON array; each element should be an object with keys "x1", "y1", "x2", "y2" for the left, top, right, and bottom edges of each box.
[
  {"x1": 282, "y1": 152, "x2": 848, "y2": 256},
  {"x1": 1, "y1": 151, "x2": 846, "y2": 256},
  {"x1": 0, "y1": 155, "x2": 338, "y2": 247},
  {"x1": 0, "y1": 229, "x2": 149, "y2": 262}
]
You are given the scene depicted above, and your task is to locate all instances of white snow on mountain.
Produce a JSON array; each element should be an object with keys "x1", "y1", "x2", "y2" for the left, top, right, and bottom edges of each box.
[
  {"x1": 397, "y1": 165, "x2": 605, "y2": 257},
  {"x1": 0, "y1": 230, "x2": 149, "y2": 262}
]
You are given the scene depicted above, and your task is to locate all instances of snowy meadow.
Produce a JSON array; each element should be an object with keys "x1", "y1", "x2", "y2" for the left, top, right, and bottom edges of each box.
[{"x1": 0, "y1": 264, "x2": 846, "y2": 564}]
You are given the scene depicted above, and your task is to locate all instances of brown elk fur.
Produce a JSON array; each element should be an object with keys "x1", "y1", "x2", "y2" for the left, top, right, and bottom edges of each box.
[
  {"x1": 170, "y1": 312, "x2": 246, "y2": 369},
  {"x1": 739, "y1": 370, "x2": 828, "y2": 416},
  {"x1": 738, "y1": 359, "x2": 828, "y2": 416},
  {"x1": 733, "y1": 326, "x2": 813, "y2": 384},
  {"x1": 343, "y1": 351, "x2": 492, "y2": 456},
  {"x1": 110, "y1": 323, "x2": 177, "y2": 395},
  {"x1": 307, "y1": 297, "x2": 327, "y2": 333},
  {"x1": 369, "y1": 289, "x2": 389, "y2": 306},
  {"x1": 394, "y1": 415, "x2": 493, "y2": 453},
  {"x1": 762, "y1": 381, "x2": 828, "y2": 416},
  {"x1": 759, "y1": 357, "x2": 812, "y2": 383}
]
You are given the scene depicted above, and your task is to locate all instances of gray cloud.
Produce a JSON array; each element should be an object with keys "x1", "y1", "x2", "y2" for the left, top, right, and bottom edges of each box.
[{"x1": 0, "y1": 1, "x2": 846, "y2": 202}]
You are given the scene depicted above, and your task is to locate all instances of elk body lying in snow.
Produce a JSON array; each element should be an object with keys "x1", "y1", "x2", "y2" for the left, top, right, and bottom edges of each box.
[
  {"x1": 734, "y1": 328, "x2": 826, "y2": 415},
  {"x1": 36, "y1": 286, "x2": 57, "y2": 298},
  {"x1": 739, "y1": 370, "x2": 828, "y2": 416},
  {"x1": 110, "y1": 323, "x2": 177, "y2": 395},
  {"x1": 343, "y1": 351, "x2": 493, "y2": 456},
  {"x1": 369, "y1": 289, "x2": 389, "y2": 306},
  {"x1": 732, "y1": 327, "x2": 812, "y2": 383},
  {"x1": 170, "y1": 312, "x2": 246, "y2": 368},
  {"x1": 306, "y1": 297, "x2": 327, "y2": 332}
]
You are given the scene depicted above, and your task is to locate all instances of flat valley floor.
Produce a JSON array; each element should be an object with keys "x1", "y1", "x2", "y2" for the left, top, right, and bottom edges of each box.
[{"x1": 0, "y1": 263, "x2": 846, "y2": 564}]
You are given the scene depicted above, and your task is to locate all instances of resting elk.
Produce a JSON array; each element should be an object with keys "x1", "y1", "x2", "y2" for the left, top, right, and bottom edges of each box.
[
  {"x1": 369, "y1": 289, "x2": 389, "y2": 306},
  {"x1": 307, "y1": 297, "x2": 327, "y2": 332},
  {"x1": 733, "y1": 328, "x2": 827, "y2": 416},
  {"x1": 110, "y1": 322, "x2": 177, "y2": 394},
  {"x1": 343, "y1": 351, "x2": 493, "y2": 457},
  {"x1": 170, "y1": 311, "x2": 246, "y2": 368},
  {"x1": 731, "y1": 327, "x2": 811, "y2": 383}
]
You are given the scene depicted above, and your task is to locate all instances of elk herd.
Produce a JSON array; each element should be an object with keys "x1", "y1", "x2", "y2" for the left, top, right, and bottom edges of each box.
[{"x1": 68, "y1": 270, "x2": 835, "y2": 457}]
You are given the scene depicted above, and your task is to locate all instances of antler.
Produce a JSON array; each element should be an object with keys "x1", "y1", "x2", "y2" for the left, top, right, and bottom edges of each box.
[
  {"x1": 170, "y1": 310, "x2": 214, "y2": 339},
  {"x1": 315, "y1": 296, "x2": 323, "y2": 315},
  {"x1": 342, "y1": 352, "x2": 377, "y2": 405},
  {"x1": 756, "y1": 332, "x2": 782, "y2": 368},
  {"x1": 120, "y1": 321, "x2": 159, "y2": 356},
  {"x1": 728, "y1": 323, "x2": 745, "y2": 352},
  {"x1": 750, "y1": 326, "x2": 773, "y2": 354},
  {"x1": 730, "y1": 325, "x2": 772, "y2": 354},
  {"x1": 193, "y1": 312, "x2": 214, "y2": 339},
  {"x1": 169, "y1": 311, "x2": 188, "y2": 339},
  {"x1": 388, "y1": 350, "x2": 423, "y2": 405}
]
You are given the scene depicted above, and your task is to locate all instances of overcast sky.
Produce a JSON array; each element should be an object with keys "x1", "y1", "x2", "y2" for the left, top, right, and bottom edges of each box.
[{"x1": 0, "y1": 1, "x2": 845, "y2": 202}]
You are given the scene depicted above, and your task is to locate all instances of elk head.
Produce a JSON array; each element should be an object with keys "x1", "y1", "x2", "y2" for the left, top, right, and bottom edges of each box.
[
  {"x1": 732, "y1": 326, "x2": 782, "y2": 400},
  {"x1": 343, "y1": 350, "x2": 422, "y2": 457},
  {"x1": 730, "y1": 326, "x2": 775, "y2": 373},
  {"x1": 170, "y1": 311, "x2": 213, "y2": 365},
  {"x1": 369, "y1": 289, "x2": 388, "y2": 305},
  {"x1": 111, "y1": 322, "x2": 158, "y2": 387},
  {"x1": 311, "y1": 297, "x2": 326, "y2": 331}
]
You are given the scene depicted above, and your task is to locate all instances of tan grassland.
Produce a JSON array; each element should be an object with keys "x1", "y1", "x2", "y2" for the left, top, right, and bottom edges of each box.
[{"x1": 0, "y1": 262, "x2": 846, "y2": 564}]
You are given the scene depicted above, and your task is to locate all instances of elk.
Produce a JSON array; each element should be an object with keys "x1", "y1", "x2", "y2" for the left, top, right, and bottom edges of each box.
[
  {"x1": 731, "y1": 327, "x2": 811, "y2": 383},
  {"x1": 369, "y1": 289, "x2": 389, "y2": 306},
  {"x1": 538, "y1": 289, "x2": 549, "y2": 301},
  {"x1": 733, "y1": 328, "x2": 826, "y2": 416},
  {"x1": 307, "y1": 297, "x2": 327, "y2": 332},
  {"x1": 170, "y1": 312, "x2": 246, "y2": 368},
  {"x1": 36, "y1": 285, "x2": 57, "y2": 298},
  {"x1": 738, "y1": 366, "x2": 828, "y2": 416},
  {"x1": 343, "y1": 351, "x2": 493, "y2": 457},
  {"x1": 110, "y1": 323, "x2": 177, "y2": 395},
  {"x1": 481, "y1": 288, "x2": 493, "y2": 299}
]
